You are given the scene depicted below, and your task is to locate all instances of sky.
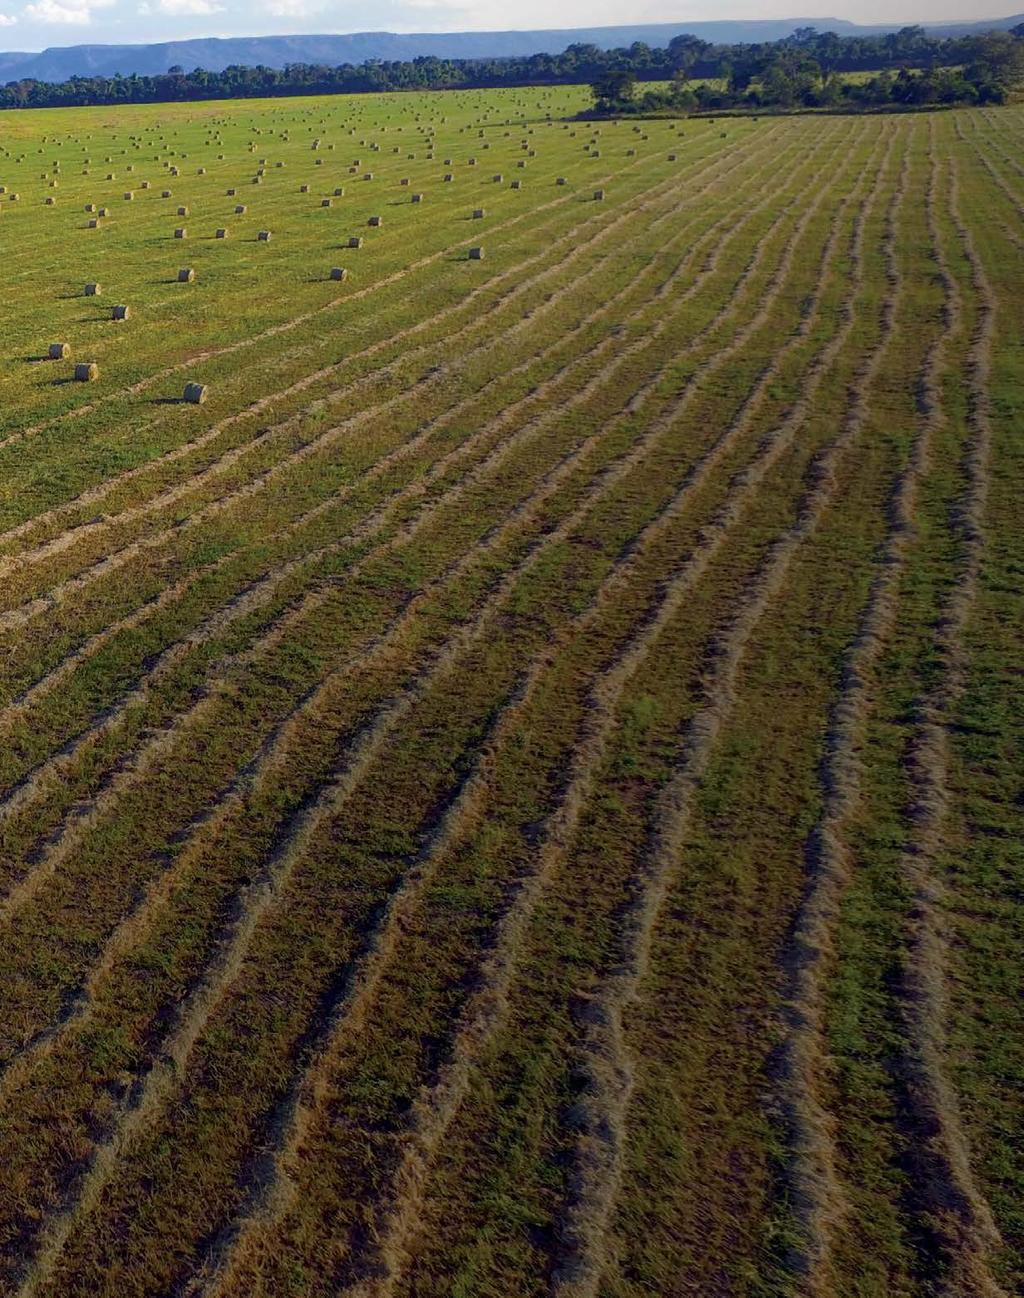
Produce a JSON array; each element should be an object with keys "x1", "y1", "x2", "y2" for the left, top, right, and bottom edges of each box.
[{"x1": 0, "y1": 0, "x2": 1018, "y2": 53}]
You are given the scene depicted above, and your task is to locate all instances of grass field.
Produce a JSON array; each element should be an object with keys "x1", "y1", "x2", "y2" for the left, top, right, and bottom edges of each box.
[{"x1": 0, "y1": 86, "x2": 1021, "y2": 1298}]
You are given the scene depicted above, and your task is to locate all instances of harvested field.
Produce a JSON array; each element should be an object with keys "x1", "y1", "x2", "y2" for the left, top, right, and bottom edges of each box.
[{"x1": 0, "y1": 88, "x2": 1021, "y2": 1298}]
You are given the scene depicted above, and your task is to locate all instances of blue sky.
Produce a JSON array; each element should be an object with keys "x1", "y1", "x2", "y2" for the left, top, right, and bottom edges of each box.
[{"x1": 0, "y1": 0, "x2": 1018, "y2": 52}]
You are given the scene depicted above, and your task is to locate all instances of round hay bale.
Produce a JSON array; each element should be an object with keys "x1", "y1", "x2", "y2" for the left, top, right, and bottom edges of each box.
[
  {"x1": 216, "y1": 227, "x2": 228, "y2": 238},
  {"x1": 175, "y1": 227, "x2": 187, "y2": 238},
  {"x1": 226, "y1": 187, "x2": 236, "y2": 196},
  {"x1": 367, "y1": 215, "x2": 382, "y2": 227},
  {"x1": 411, "y1": 192, "x2": 423, "y2": 203},
  {"x1": 178, "y1": 267, "x2": 195, "y2": 282},
  {"x1": 330, "y1": 266, "x2": 347, "y2": 281},
  {"x1": 300, "y1": 183, "x2": 310, "y2": 193},
  {"x1": 257, "y1": 230, "x2": 271, "y2": 241},
  {"x1": 162, "y1": 189, "x2": 172, "y2": 198},
  {"x1": 45, "y1": 196, "x2": 56, "y2": 206},
  {"x1": 84, "y1": 282, "x2": 101, "y2": 295},
  {"x1": 235, "y1": 204, "x2": 247, "y2": 214},
  {"x1": 124, "y1": 190, "x2": 134, "y2": 200},
  {"x1": 177, "y1": 205, "x2": 189, "y2": 216},
  {"x1": 74, "y1": 362, "x2": 99, "y2": 382},
  {"x1": 48, "y1": 342, "x2": 70, "y2": 359},
  {"x1": 593, "y1": 189, "x2": 605, "y2": 201},
  {"x1": 468, "y1": 246, "x2": 484, "y2": 260},
  {"x1": 556, "y1": 176, "x2": 567, "y2": 185},
  {"x1": 88, "y1": 218, "x2": 101, "y2": 228},
  {"x1": 334, "y1": 186, "x2": 344, "y2": 196},
  {"x1": 321, "y1": 198, "x2": 332, "y2": 208},
  {"x1": 444, "y1": 173, "x2": 454, "y2": 182},
  {"x1": 183, "y1": 382, "x2": 207, "y2": 404},
  {"x1": 348, "y1": 235, "x2": 363, "y2": 248},
  {"x1": 472, "y1": 207, "x2": 485, "y2": 219},
  {"x1": 510, "y1": 180, "x2": 521, "y2": 190},
  {"x1": 112, "y1": 304, "x2": 130, "y2": 320}
]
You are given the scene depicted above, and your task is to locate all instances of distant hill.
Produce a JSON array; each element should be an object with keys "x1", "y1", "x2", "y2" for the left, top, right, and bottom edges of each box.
[{"x1": 1, "y1": 15, "x2": 1021, "y2": 83}]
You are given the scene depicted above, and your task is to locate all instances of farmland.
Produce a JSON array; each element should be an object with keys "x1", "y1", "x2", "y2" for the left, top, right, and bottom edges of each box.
[{"x1": 0, "y1": 84, "x2": 1021, "y2": 1297}]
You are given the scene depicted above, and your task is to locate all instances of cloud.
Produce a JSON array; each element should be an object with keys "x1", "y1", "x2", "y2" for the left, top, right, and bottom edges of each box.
[
  {"x1": 23, "y1": 0, "x2": 113, "y2": 22},
  {"x1": 153, "y1": 0, "x2": 225, "y2": 12},
  {"x1": 0, "y1": 9, "x2": 16, "y2": 19},
  {"x1": 262, "y1": 0, "x2": 314, "y2": 16}
]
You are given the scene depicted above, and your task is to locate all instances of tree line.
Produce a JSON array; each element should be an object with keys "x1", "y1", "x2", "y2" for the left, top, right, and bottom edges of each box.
[
  {"x1": 592, "y1": 27, "x2": 1024, "y2": 114},
  {"x1": 0, "y1": 24, "x2": 1021, "y2": 111}
]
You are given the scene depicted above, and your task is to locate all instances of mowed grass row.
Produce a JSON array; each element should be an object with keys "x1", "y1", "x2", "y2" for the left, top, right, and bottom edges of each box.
[
  {"x1": 0, "y1": 122, "x2": 802, "y2": 887},
  {"x1": 191, "y1": 115, "x2": 891, "y2": 1298},
  {"x1": 0, "y1": 125, "x2": 778, "y2": 610},
  {"x1": 0, "y1": 127, "x2": 666, "y2": 503},
  {"x1": 940, "y1": 106, "x2": 1024, "y2": 1298},
  {"x1": 333, "y1": 110, "x2": 1020, "y2": 1298},
  {"x1": 0, "y1": 103, "x2": 841, "y2": 1287},
  {"x1": 0, "y1": 87, "x2": 602, "y2": 403},
  {"x1": 15, "y1": 116, "x2": 877, "y2": 1292},
  {"x1": 0, "y1": 92, "x2": 736, "y2": 462},
  {"x1": 0, "y1": 90, "x2": 1019, "y2": 1298},
  {"x1": 392, "y1": 119, "x2": 906, "y2": 1298}
]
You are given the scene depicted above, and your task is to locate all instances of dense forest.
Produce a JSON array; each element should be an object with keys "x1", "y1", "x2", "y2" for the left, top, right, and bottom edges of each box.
[{"x1": 0, "y1": 24, "x2": 1021, "y2": 111}]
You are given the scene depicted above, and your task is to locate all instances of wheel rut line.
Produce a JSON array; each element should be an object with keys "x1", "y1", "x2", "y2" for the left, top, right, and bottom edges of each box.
[{"x1": 6, "y1": 125, "x2": 840, "y2": 1298}]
